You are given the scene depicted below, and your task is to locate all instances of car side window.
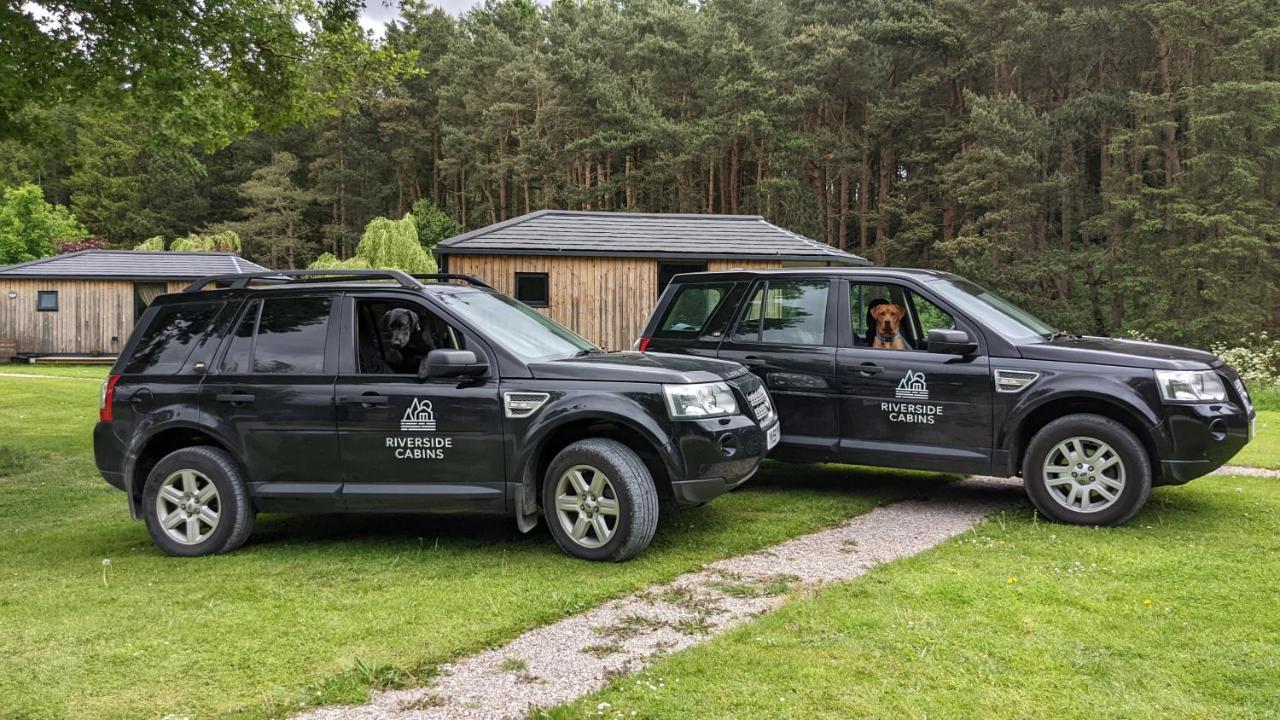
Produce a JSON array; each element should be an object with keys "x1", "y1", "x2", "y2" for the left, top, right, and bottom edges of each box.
[
  {"x1": 124, "y1": 301, "x2": 225, "y2": 375},
  {"x1": 850, "y1": 283, "x2": 954, "y2": 351},
  {"x1": 219, "y1": 296, "x2": 332, "y2": 374},
  {"x1": 656, "y1": 283, "x2": 734, "y2": 337},
  {"x1": 733, "y1": 279, "x2": 829, "y2": 346},
  {"x1": 354, "y1": 298, "x2": 464, "y2": 375}
]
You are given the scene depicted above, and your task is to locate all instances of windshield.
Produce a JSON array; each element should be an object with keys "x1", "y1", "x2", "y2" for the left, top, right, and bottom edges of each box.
[
  {"x1": 435, "y1": 289, "x2": 597, "y2": 362},
  {"x1": 929, "y1": 277, "x2": 1056, "y2": 342}
]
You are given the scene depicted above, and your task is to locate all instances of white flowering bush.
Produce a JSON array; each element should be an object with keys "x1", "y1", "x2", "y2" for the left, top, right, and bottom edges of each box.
[{"x1": 1211, "y1": 332, "x2": 1280, "y2": 387}]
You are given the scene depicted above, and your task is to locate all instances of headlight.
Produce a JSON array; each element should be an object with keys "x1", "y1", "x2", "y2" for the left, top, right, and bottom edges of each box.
[
  {"x1": 663, "y1": 382, "x2": 738, "y2": 418},
  {"x1": 1155, "y1": 370, "x2": 1227, "y2": 403}
]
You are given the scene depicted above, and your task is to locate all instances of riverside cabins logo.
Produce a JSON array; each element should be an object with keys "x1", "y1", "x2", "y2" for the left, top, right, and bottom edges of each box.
[
  {"x1": 883, "y1": 369, "x2": 943, "y2": 424},
  {"x1": 389, "y1": 398, "x2": 452, "y2": 459},
  {"x1": 401, "y1": 397, "x2": 436, "y2": 431}
]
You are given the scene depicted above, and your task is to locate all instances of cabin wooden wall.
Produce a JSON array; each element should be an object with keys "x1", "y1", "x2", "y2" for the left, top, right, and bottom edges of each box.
[
  {"x1": 447, "y1": 255, "x2": 782, "y2": 350},
  {"x1": 0, "y1": 280, "x2": 185, "y2": 356}
]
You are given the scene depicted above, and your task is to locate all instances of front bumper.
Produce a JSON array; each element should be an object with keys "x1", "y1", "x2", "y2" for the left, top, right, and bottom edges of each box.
[
  {"x1": 665, "y1": 414, "x2": 776, "y2": 506},
  {"x1": 1152, "y1": 402, "x2": 1253, "y2": 486}
]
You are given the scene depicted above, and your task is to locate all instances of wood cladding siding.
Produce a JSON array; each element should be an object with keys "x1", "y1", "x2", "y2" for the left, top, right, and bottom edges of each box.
[
  {"x1": 0, "y1": 280, "x2": 186, "y2": 355},
  {"x1": 449, "y1": 255, "x2": 783, "y2": 351}
]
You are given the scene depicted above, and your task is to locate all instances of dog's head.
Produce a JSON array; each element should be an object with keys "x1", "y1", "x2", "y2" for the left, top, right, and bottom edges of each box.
[
  {"x1": 381, "y1": 308, "x2": 421, "y2": 349},
  {"x1": 870, "y1": 303, "x2": 905, "y2": 337}
]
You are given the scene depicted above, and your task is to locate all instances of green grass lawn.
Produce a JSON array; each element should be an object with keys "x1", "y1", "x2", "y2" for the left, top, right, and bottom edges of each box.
[
  {"x1": 1233, "y1": 410, "x2": 1280, "y2": 469},
  {"x1": 547, "y1": 472, "x2": 1280, "y2": 719},
  {"x1": 0, "y1": 372, "x2": 946, "y2": 720}
]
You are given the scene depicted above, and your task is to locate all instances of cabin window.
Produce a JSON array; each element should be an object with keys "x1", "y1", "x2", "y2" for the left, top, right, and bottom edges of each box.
[
  {"x1": 514, "y1": 272, "x2": 550, "y2": 307},
  {"x1": 133, "y1": 283, "x2": 168, "y2": 319},
  {"x1": 36, "y1": 291, "x2": 58, "y2": 312}
]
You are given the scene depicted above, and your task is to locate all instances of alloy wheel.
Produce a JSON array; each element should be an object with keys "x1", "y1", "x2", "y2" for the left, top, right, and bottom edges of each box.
[
  {"x1": 554, "y1": 464, "x2": 620, "y2": 548},
  {"x1": 1042, "y1": 436, "x2": 1126, "y2": 513},
  {"x1": 155, "y1": 469, "x2": 221, "y2": 545}
]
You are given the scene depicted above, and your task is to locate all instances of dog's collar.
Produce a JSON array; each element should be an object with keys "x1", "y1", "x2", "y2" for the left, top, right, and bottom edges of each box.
[{"x1": 877, "y1": 333, "x2": 901, "y2": 343}]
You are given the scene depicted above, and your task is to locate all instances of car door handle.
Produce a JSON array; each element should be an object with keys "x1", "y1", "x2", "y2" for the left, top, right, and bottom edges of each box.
[
  {"x1": 742, "y1": 356, "x2": 767, "y2": 367},
  {"x1": 857, "y1": 363, "x2": 883, "y2": 376},
  {"x1": 339, "y1": 393, "x2": 389, "y2": 408},
  {"x1": 215, "y1": 392, "x2": 256, "y2": 405}
]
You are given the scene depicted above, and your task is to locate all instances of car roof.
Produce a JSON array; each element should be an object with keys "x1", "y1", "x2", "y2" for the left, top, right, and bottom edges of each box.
[
  {"x1": 667, "y1": 267, "x2": 959, "y2": 283},
  {"x1": 154, "y1": 279, "x2": 489, "y2": 306}
]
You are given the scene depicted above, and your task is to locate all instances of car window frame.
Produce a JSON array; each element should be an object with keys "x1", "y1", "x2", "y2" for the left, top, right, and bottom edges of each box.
[
  {"x1": 727, "y1": 277, "x2": 839, "y2": 348},
  {"x1": 336, "y1": 290, "x2": 499, "y2": 378},
  {"x1": 211, "y1": 291, "x2": 340, "y2": 376},
  {"x1": 653, "y1": 281, "x2": 738, "y2": 340},
  {"x1": 836, "y1": 278, "x2": 986, "y2": 355}
]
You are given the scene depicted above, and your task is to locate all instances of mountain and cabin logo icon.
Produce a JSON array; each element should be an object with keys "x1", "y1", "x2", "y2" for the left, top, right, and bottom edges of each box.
[
  {"x1": 401, "y1": 398, "x2": 436, "y2": 432},
  {"x1": 895, "y1": 370, "x2": 928, "y2": 400}
]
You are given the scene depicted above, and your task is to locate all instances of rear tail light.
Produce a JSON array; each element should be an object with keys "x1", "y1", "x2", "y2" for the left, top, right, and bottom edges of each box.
[
  {"x1": 100, "y1": 374, "x2": 121, "y2": 421},
  {"x1": 635, "y1": 337, "x2": 652, "y2": 352}
]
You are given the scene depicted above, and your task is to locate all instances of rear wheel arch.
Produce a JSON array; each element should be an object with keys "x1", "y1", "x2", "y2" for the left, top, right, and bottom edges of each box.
[
  {"x1": 1010, "y1": 395, "x2": 1161, "y2": 481},
  {"x1": 129, "y1": 426, "x2": 244, "y2": 513}
]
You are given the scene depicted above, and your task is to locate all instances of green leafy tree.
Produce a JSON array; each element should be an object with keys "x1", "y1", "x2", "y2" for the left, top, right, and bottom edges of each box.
[
  {"x1": 411, "y1": 198, "x2": 462, "y2": 250},
  {"x1": 0, "y1": 183, "x2": 86, "y2": 262},
  {"x1": 221, "y1": 152, "x2": 314, "y2": 269},
  {"x1": 134, "y1": 236, "x2": 165, "y2": 251},
  {"x1": 170, "y1": 231, "x2": 243, "y2": 254}
]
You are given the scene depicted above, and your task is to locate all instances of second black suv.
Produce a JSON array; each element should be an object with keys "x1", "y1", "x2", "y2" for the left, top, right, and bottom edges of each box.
[
  {"x1": 639, "y1": 268, "x2": 1254, "y2": 526},
  {"x1": 94, "y1": 270, "x2": 778, "y2": 561}
]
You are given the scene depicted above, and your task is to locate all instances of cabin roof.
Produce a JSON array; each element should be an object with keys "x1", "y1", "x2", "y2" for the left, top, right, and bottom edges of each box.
[
  {"x1": 436, "y1": 210, "x2": 869, "y2": 265},
  {"x1": 0, "y1": 250, "x2": 269, "y2": 280}
]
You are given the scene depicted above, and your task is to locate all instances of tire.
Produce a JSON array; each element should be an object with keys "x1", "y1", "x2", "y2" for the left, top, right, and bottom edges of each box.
[
  {"x1": 141, "y1": 446, "x2": 256, "y2": 556},
  {"x1": 542, "y1": 438, "x2": 659, "y2": 562},
  {"x1": 1022, "y1": 413, "x2": 1151, "y2": 526}
]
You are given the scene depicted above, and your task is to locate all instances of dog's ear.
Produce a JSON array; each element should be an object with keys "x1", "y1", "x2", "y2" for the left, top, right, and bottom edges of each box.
[
  {"x1": 887, "y1": 304, "x2": 905, "y2": 319},
  {"x1": 412, "y1": 312, "x2": 421, "y2": 334}
]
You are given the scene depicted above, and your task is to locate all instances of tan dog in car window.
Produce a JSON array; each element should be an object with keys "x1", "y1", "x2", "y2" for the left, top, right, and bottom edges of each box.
[{"x1": 871, "y1": 303, "x2": 908, "y2": 350}]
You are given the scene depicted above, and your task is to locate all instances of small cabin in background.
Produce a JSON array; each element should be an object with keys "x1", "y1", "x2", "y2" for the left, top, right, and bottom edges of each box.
[
  {"x1": 0, "y1": 250, "x2": 267, "y2": 360},
  {"x1": 436, "y1": 210, "x2": 868, "y2": 350}
]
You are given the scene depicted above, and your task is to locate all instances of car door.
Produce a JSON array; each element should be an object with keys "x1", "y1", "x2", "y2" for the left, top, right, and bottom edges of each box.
[
  {"x1": 835, "y1": 279, "x2": 993, "y2": 474},
  {"x1": 334, "y1": 292, "x2": 506, "y2": 513},
  {"x1": 201, "y1": 293, "x2": 342, "y2": 511},
  {"x1": 717, "y1": 277, "x2": 840, "y2": 462}
]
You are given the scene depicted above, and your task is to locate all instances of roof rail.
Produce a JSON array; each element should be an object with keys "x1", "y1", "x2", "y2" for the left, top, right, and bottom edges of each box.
[
  {"x1": 409, "y1": 273, "x2": 494, "y2": 290},
  {"x1": 184, "y1": 269, "x2": 425, "y2": 293}
]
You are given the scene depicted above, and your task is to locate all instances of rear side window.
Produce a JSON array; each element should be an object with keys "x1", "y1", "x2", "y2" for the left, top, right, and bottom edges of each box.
[
  {"x1": 734, "y1": 280, "x2": 830, "y2": 346},
  {"x1": 220, "y1": 296, "x2": 332, "y2": 374},
  {"x1": 655, "y1": 283, "x2": 733, "y2": 337},
  {"x1": 123, "y1": 302, "x2": 224, "y2": 375}
]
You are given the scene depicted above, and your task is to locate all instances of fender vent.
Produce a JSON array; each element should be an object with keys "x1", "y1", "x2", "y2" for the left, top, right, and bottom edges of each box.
[
  {"x1": 504, "y1": 392, "x2": 550, "y2": 418},
  {"x1": 994, "y1": 369, "x2": 1040, "y2": 394}
]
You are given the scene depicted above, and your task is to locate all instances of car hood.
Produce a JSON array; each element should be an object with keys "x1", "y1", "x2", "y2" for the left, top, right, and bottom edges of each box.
[
  {"x1": 528, "y1": 351, "x2": 748, "y2": 384},
  {"x1": 1017, "y1": 336, "x2": 1221, "y2": 370}
]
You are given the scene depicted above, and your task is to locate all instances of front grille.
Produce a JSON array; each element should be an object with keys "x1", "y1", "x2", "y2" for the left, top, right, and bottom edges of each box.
[{"x1": 746, "y1": 386, "x2": 774, "y2": 425}]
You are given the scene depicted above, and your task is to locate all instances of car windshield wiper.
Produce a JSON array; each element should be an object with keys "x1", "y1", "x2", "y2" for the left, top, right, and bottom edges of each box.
[
  {"x1": 573, "y1": 348, "x2": 604, "y2": 357},
  {"x1": 1045, "y1": 330, "x2": 1081, "y2": 340}
]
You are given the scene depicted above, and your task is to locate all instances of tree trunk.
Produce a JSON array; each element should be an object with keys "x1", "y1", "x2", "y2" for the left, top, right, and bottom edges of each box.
[
  {"x1": 838, "y1": 167, "x2": 849, "y2": 250},
  {"x1": 876, "y1": 142, "x2": 893, "y2": 254},
  {"x1": 859, "y1": 147, "x2": 870, "y2": 257}
]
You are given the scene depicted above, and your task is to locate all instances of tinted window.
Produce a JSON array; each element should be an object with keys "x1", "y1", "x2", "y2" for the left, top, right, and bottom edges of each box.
[
  {"x1": 37, "y1": 291, "x2": 58, "y2": 311},
  {"x1": 736, "y1": 280, "x2": 829, "y2": 345},
  {"x1": 656, "y1": 283, "x2": 733, "y2": 337},
  {"x1": 253, "y1": 297, "x2": 332, "y2": 374},
  {"x1": 124, "y1": 302, "x2": 224, "y2": 375},
  {"x1": 514, "y1": 272, "x2": 549, "y2": 307}
]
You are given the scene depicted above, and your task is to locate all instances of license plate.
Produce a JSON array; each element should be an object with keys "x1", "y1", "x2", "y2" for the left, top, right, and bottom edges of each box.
[{"x1": 766, "y1": 422, "x2": 781, "y2": 450}]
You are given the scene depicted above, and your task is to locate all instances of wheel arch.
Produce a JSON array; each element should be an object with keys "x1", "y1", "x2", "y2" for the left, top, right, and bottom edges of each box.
[
  {"x1": 125, "y1": 423, "x2": 243, "y2": 518},
  {"x1": 1008, "y1": 395, "x2": 1161, "y2": 481}
]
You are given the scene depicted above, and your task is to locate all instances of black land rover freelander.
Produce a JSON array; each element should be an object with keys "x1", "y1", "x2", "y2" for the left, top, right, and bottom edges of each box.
[
  {"x1": 640, "y1": 268, "x2": 1254, "y2": 526},
  {"x1": 94, "y1": 270, "x2": 778, "y2": 561}
]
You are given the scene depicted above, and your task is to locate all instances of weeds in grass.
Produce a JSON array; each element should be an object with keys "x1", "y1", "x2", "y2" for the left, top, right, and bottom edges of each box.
[
  {"x1": 499, "y1": 657, "x2": 528, "y2": 673},
  {"x1": 398, "y1": 694, "x2": 444, "y2": 711},
  {"x1": 0, "y1": 444, "x2": 32, "y2": 476},
  {"x1": 583, "y1": 642, "x2": 623, "y2": 658},
  {"x1": 596, "y1": 615, "x2": 668, "y2": 640}
]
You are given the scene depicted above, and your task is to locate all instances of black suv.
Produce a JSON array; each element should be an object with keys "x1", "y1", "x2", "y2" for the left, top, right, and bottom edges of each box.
[
  {"x1": 94, "y1": 270, "x2": 778, "y2": 561},
  {"x1": 639, "y1": 268, "x2": 1254, "y2": 526}
]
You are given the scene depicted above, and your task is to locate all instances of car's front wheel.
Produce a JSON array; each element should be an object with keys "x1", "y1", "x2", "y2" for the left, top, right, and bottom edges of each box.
[
  {"x1": 1022, "y1": 413, "x2": 1152, "y2": 526},
  {"x1": 142, "y1": 446, "x2": 256, "y2": 556},
  {"x1": 542, "y1": 439, "x2": 659, "y2": 562}
]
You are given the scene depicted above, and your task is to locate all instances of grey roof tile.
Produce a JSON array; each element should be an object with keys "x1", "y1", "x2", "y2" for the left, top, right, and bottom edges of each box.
[
  {"x1": 437, "y1": 210, "x2": 869, "y2": 265},
  {"x1": 0, "y1": 250, "x2": 270, "y2": 279}
]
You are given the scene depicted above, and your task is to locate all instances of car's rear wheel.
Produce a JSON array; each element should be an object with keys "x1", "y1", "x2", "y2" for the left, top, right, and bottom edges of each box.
[
  {"x1": 542, "y1": 439, "x2": 659, "y2": 562},
  {"x1": 1022, "y1": 414, "x2": 1151, "y2": 526},
  {"x1": 142, "y1": 446, "x2": 255, "y2": 556}
]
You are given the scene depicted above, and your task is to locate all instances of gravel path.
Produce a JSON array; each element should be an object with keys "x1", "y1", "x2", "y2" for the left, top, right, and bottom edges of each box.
[
  {"x1": 1214, "y1": 465, "x2": 1280, "y2": 478},
  {"x1": 0, "y1": 372, "x2": 100, "y2": 381},
  {"x1": 296, "y1": 476, "x2": 1020, "y2": 720}
]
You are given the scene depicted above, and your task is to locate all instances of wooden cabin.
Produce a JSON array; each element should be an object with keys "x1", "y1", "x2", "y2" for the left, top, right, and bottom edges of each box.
[
  {"x1": 0, "y1": 250, "x2": 267, "y2": 359},
  {"x1": 436, "y1": 210, "x2": 868, "y2": 350}
]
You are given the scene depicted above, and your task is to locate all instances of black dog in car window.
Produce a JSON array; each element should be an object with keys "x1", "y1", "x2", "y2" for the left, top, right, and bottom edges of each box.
[{"x1": 381, "y1": 308, "x2": 434, "y2": 378}]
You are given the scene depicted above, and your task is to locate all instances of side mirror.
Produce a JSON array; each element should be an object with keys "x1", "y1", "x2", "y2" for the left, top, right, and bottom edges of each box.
[
  {"x1": 927, "y1": 328, "x2": 977, "y2": 356},
  {"x1": 423, "y1": 349, "x2": 487, "y2": 379}
]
